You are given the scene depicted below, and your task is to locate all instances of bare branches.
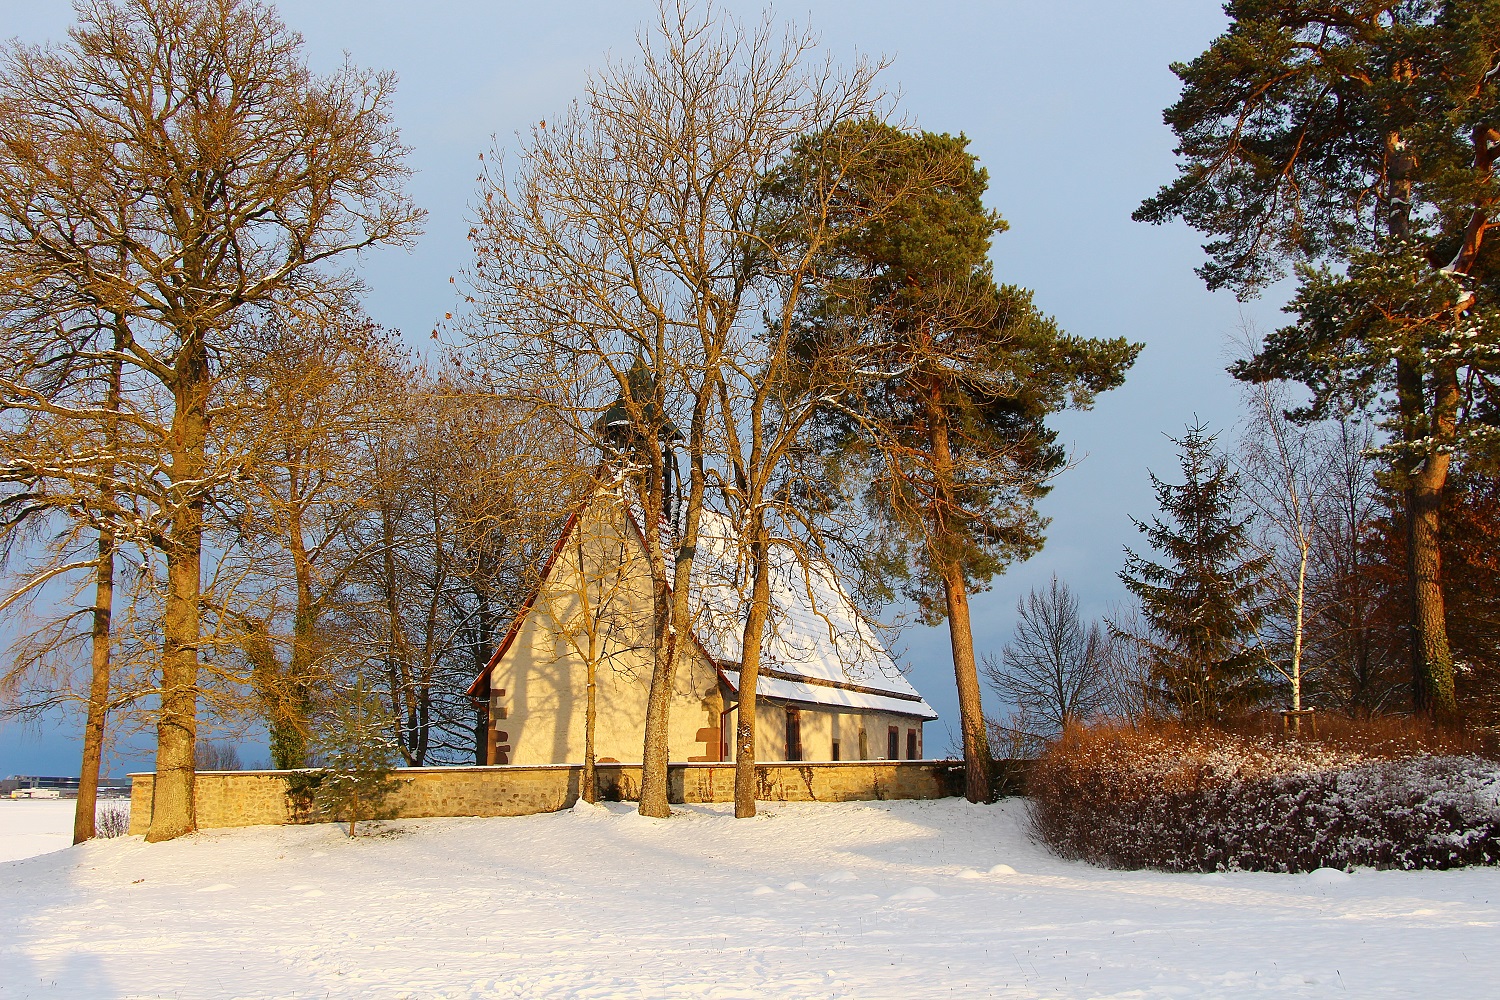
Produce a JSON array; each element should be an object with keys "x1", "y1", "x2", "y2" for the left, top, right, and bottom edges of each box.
[
  {"x1": 984, "y1": 576, "x2": 1116, "y2": 738},
  {"x1": 0, "y1": 0, "x2": 421, "y2": 840},
  {"x1": 467, "y1": 0, "x2": 893, "y2": 817}
]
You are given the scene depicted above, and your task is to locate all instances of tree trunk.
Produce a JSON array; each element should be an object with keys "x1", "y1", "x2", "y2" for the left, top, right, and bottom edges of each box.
[
  {"x1": 281, "y1": 496, "x2": 316, "y2": 768},
  {"x1": 380, "y1": 494, "x2": 414, "y2": 767},
  {"x1": 1406, "y1": 461, "x2": 1455, "y2": 719},
  {"x1": 73, "y1": 525, "x2": 114, "y2": 844},
  {"x1": 583, "y1": 653, "x2": 598, "y2": 804},
  {"x1": 575, "y1": 531, "x2": 600, "y2": 804},
  {"x1": 639, "y1": 396, "x2": 710, "y2": 818},
  {"x1": 74, "y1": 346, "x2": 121, "y2": 845},
  {"x1": 1396, "y1": 356, "x2": 1458, "y2": 722},
  {"x1": 1385, "y1": 131, "x2": 1459, "y2": 723},
  {"x1": 927, "y1": 395, "x2": 991, "y2": 802},
  {"x1": 1291, "y1": 541, "x2": 1308, "y2": 713},
  {"x1": 147, "y1": 349, "x2": 209, "y2": 842},
  {"x1": 940, "y1": 560, "x2": 992, "y2": 801},
  {"x1": 639, "y1": 581, "x2": 680, "y2": 818},
  {"x1": 733, "y1": 525, "x2": 772, "y2": 818}
]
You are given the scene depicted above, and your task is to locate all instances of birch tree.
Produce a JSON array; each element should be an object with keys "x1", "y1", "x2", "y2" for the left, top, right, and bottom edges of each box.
[
  {"x1": 1236, "y1": 379, "x2": 1328, "y2": 717},
  {"x1": 0, "y1": 0, "x2": 421, "y2": 840}
]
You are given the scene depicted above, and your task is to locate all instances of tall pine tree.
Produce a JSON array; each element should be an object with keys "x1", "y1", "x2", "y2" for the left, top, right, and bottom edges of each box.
[
  {"x1": 1135, "y1": 1, "x2": 1500, "y2": 721},
  {"x1": 783, "y1": 124, "x2": 1139, "y2": 799},
  {"x1": 1120, "y1": 423, "x2": 1272, "y2": 721}
]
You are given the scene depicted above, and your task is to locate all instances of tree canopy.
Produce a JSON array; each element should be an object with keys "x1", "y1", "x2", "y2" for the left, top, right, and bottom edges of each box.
[{"x1": 1136, "y1": 0, "x2": 1500, "y2": 720}]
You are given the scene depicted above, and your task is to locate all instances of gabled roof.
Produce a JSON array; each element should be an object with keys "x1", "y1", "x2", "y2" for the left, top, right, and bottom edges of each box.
[
  {"x1": 469, "y1": 487, "x2": 936, "y2": 721},
  {"x1": 686, "y1": 510, "x2": 935, "y2": 718},
  {"x1": 466, "y1": 503, "x2": 586, "y2": 699}
]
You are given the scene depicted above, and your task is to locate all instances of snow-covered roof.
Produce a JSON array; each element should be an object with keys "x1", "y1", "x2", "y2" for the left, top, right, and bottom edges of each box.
[
  {"x1": 721, "y1": 669, "x2": 937, "y2": 720},
  {"x1": 472, "y1": 486, "x2": 936, "y2": 721},
  {"x1": 682, "y1": 509, "x2": 935, "y2": 719}
]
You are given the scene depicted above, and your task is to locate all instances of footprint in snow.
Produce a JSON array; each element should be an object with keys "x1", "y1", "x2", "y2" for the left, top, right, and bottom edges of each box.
[{"x1": 988, "y1": 864, "x2": 1017, "y2": 876}]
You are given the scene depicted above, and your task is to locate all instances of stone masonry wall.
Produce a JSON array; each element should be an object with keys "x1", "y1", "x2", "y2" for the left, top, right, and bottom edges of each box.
[{"x1": 128, "y1": 760, "x2": 1027, "y2": 834}]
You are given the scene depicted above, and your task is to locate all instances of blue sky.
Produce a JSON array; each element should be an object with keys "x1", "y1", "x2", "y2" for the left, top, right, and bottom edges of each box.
[{"x1": 1, "y1": 1, "x2": 1289, "y2": 773}]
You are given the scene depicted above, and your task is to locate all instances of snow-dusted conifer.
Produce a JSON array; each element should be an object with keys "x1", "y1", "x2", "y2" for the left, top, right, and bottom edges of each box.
[
  {"x1": 1119, "y1": 422, "x2": 1272, "y2": 721},
  {"x1": 313, "y1": 680, "x2": 402, "y2": 837}
]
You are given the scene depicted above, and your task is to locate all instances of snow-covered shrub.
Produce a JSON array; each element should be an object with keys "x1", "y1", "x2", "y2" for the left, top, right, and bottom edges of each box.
[
  {"x1": 95, "y1": 803, "x2": 130, "y2": 839},
  {"x1": 1030, "y1": 722, "x2": 1500, "y2": 871}
]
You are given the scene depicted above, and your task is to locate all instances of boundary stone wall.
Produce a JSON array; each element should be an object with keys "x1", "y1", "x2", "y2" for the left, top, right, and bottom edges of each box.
[{"x1": 128, "y1": 759, "x2": 1028, "y2": 834}]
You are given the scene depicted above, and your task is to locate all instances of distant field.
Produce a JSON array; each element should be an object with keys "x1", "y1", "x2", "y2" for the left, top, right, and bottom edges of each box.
[{"x1": 0, "y1": 800, "x2": 76, "y2": 863}]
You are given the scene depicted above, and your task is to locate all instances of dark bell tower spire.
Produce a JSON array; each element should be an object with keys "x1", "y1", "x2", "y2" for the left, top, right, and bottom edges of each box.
[
  {"x1": 593, "y1": 358, "x2": 685, "y2": 527},
  {"x1": 593, "y1": 357, "x2": 681, "y2": 460}
]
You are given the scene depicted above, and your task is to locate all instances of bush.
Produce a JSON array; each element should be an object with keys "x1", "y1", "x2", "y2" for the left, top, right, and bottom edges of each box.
[
  {"x1": 95, "y1": 803, "x2": 131, "y2": 839},
  {"x1": 1030, "y1": 719, "x2": 1500, "y2": 872}
]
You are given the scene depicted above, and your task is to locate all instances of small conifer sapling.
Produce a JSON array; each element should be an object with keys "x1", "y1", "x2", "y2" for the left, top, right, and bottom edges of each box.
[{"x1": 312, "y1": 680, "x2": 402, "y2": 837}]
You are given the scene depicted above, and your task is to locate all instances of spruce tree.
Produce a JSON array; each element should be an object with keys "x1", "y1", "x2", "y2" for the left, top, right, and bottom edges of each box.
[
  {"x1": 312, "y1": 680, "x2": 402, "y2": 837},
  {"x1": 1120, "y1": 423, "x2": 1272, "y2": 721}
]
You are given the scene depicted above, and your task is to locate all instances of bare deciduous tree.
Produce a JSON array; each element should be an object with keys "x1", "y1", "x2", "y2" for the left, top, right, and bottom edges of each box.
[
  {"x1": 984, "y1": 576, "x2": 1113, "y2": 738},
  {"x1": 1305, "y1": 415, "x2": 1404, "y2": 715},
  {"x1": 340, "y1": 363, "x2": 587, "y2": 767},
  {"x1": 529, "y1": 473, "x2": 653, "y2": 802},
  {"x1": 0, "y1": 0, "x2": 422, "y2": 840},
  {"x1": 220, "y1": 304, "x2": 404, "y2": 768},
  {"x1": 1236, "y1": 378, "x2": 1326, "y2": 717},
  {"x1": 468, "y1": 2, "x2": 889, "y2": 817}
]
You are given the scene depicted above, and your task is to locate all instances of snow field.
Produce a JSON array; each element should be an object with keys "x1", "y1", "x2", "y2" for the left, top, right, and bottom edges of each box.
[
  {"x1": 1, "y1": 797, "x2": 1497, "y2": 998},
  {"x1": 0, "y1": 800, "x2": 130, "y2": 865}
]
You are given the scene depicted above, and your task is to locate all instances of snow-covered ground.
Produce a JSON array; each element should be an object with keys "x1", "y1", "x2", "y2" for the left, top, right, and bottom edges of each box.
[
  {"x1": 2, "y1": 798, "x2": 1497, "y2": 999},
  {"x1": 0, "y1": 801, "x2": 80, "y2": 864}
]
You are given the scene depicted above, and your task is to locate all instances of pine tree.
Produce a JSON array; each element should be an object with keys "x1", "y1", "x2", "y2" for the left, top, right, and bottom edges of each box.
[
  {"x1": 312, "y1": 680, "x2": 402, "y2": 837},
  {"x1": 1135, "y1": 1, "x2": 1500, "y2": 721},
  {"x1": 784, "y1": 124, "x2": 1140, "y2": 801},
  {"x1": 1120, "y1": 423, "x2": 1272, "y2": 721}
]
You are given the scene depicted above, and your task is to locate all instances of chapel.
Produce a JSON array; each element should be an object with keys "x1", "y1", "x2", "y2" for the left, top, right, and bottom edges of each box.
[{"x1": 467, "y1": 487, "x2": 936, "y2": 766}]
